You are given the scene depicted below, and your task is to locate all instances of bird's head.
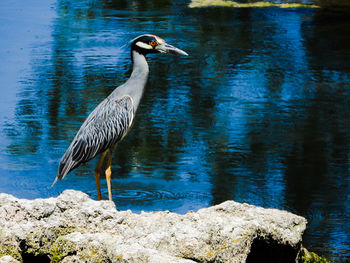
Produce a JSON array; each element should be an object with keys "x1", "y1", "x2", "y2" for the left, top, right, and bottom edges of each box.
[{"x1": 130, "y1": 34, "x2": 188, "y2": 57}]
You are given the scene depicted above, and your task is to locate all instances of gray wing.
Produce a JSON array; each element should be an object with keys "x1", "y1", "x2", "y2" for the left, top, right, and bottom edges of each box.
[{"x1": 55, "y1": 95, "x2": 134, "y2": 182}]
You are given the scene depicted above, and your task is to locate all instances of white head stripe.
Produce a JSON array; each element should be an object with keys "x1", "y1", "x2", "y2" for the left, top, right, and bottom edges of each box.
[
  {"x1": 129, "y1": 34, "x2": 165, "y2": 46},
  {"x1": 154, "y1": 36, "x2": 165, "y2": 44},
  {"x1": 135, "y1": 41, "x2": 153, "y2": 49}
]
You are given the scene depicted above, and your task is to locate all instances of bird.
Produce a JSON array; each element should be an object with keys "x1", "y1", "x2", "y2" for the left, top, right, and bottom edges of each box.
[{"x1": 52, "y1": 34, "x2": 188, "y2": 201}]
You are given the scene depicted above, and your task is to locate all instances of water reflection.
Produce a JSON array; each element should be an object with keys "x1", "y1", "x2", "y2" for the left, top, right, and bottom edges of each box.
[{"x1": 0, "y1": 0, "x2": 349, "y2": 260}]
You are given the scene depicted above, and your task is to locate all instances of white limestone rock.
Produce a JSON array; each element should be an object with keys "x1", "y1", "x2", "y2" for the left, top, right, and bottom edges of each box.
[{"x1": 0, "y1": 190, "x2": 307, "y2": 262}]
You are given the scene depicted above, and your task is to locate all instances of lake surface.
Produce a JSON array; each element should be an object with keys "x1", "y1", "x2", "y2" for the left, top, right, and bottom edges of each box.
[{"x1": 0, "y1": 0, "x2": 349, "y2": 260}]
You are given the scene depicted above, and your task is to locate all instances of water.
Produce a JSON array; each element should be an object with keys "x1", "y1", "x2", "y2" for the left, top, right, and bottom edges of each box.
[{"x1": 0, "y1": 0, "x2": 349, "y2": 260}]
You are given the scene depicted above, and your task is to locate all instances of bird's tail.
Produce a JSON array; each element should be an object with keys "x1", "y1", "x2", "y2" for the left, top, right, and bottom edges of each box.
[
  {"x1": 51, "y1": 155, "x2": 77, "y2": 187},
  {"x1": 51, "y1": 162, "x2": 66, "y2": 187},
  {"x1": 51, "y1": 176, "x2": 59, "y2": 187}
]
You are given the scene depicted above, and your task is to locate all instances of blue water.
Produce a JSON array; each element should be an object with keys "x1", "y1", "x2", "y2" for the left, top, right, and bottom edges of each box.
[{"x1": 0, "y1": 0, "x2": 349, "y2": 260}]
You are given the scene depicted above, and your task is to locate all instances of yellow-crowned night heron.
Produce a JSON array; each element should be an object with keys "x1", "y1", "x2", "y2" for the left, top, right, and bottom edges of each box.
[{"x1": 52, "y1": 34, "x2": 188, "y2": 200}]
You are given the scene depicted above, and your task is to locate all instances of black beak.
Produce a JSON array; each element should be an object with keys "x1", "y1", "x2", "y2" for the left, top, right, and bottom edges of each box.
[{"x1": 156, "y1": 43, "x2": 188, "y2": 56}]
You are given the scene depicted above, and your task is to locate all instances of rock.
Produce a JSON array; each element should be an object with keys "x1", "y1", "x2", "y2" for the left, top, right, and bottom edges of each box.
[
  {"x1": 0, "y1": 256, "x2": 20, "y2": 263},
  {"x1": 189, "y1": 0, "x2": 320, "y2": 8},
  {"x1": 300, "y1": 247, "x2": 331, "y2": 263},
  {"x1": 0, "y1": 190, "x2": 307, "y2": 262}
]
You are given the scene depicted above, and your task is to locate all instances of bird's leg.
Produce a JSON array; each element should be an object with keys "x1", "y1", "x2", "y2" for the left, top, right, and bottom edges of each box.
[
  {"x1": 94, "y1": 150, "x2": 108, "y2": 201},
  {"x1": 105, "y1": 149, "x2": 114, "y2": 201}
]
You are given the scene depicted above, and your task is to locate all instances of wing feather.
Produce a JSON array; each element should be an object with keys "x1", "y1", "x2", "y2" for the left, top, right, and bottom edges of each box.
[{"x1": 54, "y1": 95, "x2": 134, "y2": 183}]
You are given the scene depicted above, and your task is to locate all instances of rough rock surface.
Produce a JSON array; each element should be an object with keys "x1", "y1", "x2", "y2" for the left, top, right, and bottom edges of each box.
[{"x1": 0, "y1": 190, "x2": 307, "y2": 262}]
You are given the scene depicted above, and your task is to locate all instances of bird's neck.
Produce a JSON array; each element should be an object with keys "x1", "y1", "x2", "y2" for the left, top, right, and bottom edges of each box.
[
  {"x1": 129, "y1": 50, "x2": 149, "y2": 82},
  {"x1": 118, "y1": 50, "x2": 149, "y2": 111}
]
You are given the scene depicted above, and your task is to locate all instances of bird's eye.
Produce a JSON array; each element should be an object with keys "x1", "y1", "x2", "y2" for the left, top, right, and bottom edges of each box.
[{"x1": 150, "y1": 40, "x2": 157, "y2": 47}]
